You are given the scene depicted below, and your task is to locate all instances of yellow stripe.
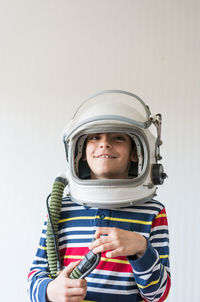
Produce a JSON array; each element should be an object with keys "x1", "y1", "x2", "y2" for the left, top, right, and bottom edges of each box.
[
  {"x1": 63, "y1": 255, "x2": 84, "y2": 260},
  {"x1": 59, "y1": 216, "x2": 96, "y2": 223},
  {"x1": 39, "y1": 245, "x2": 47, "y2": 250},
  {"x1": 137, "y1": 278, "x2": 160, "y2": 289},
  {"x1": 59, "y1": 215, "x2": 152, "y2": 225},
  {"x1": 101, "y1": 257, "x2": 129, "y2": 264},
  {"x1": 62, "y1": 255, "x2": 129, "y2": 265},
  {"x1": 98, "y1": 216, "x2": 152, "y2": 225},
  {"x1": 156, "y1": 214, "x2": 166, "y2": 219},
  {"x1": 160, "y1": 254, "x2": 169, "y2": 259}
]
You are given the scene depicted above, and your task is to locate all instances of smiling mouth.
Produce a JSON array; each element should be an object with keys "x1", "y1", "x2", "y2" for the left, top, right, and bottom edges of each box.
[{"x1": 94, "y1": 154, "x2": 117, "y2": 159}]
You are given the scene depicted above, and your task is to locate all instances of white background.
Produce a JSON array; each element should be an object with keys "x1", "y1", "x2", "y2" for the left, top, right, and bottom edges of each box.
[{"x1": 0, "y1": 0, "x2": 200, "y2": 301}]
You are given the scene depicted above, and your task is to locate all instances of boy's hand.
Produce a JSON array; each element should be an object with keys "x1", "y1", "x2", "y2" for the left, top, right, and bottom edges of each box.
[
  {"x1": 90, "y1": 227, "x2": 147, "y2": 259},
  {"x1": 46, "y1": 261, "x2": 87, "y2": 302}
]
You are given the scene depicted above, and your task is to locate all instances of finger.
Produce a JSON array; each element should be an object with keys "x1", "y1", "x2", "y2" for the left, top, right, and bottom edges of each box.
[
  {"x1": 94, "y1": 227, "x2": 114, "y2": 238},
  {"x1": 62, "y1": 261, "x2": 80, "y2": 277},
  {"x1": 92, "y1": 241, "x2": 116, "y2": 255},
  {"x1": 106, "y1": 248, "x2": 122, "y2": 258},
  {"x1": 90, "y1": 235, "x2": 110, "y2": 250},
  {"x1": 65, "y1": 286, "x2": 87, "y2": 297},
  {"x1": 63, "y1": 276, "x2": 87, "y2": 288},
  {"x1": 90, "y1": 227, "x2": 115, "y2": 249}
]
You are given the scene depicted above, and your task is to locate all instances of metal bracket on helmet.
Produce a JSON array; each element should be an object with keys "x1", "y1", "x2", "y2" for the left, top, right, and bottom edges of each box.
[
  {"x1": 150, "y1": 113, "x2": 163, "y2": 162},
  {"x1": 150, "y1": 114, "x2": 168, "y2": 185}
]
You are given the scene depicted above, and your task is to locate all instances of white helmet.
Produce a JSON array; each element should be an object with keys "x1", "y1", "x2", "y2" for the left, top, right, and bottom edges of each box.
[{"x1": 63, "y1": 90, "x2": 167, "y2": 208}]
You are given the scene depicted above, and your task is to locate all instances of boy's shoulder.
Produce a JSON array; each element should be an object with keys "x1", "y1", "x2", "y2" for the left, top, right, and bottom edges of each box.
[
  {"x1": 146, "y1": 198, "x2": 166, "y2": 208},
  {"x1": 131, "y1": 199, "x2": 166, "y2": 212}
]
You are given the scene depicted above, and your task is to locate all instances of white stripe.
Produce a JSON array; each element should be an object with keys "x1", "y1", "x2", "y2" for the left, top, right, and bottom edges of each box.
[
  {"x1": 87, "y1": 286, "x2": 138, "y2": 295},
  {"x1": 61, "y1": 206, "x2": 85, "y2": 211},
  {"x1": 166, "y1": 266, "x2": 170, "y2": 273},
  {"x1": 86, "y1": 277, "x2": 136, "y2": 286},
  {"x1": 42, "y1": 224, "x2": 47, "y2": 231},
  {"x1": 59, "y1": 242, "x2": 90, "y2": 249},
  {"x1": 59, "y1": 234, "x2": 94, "y2": 242},
  {"x1": 93, "y1": 269, "x2": 134, "y2": 278},
  {"x1": 152, "y1": 242, "x2": 169, "y2": 248},
  {"x1": 119, "y1": 208, "x2": 159, "y2": 215},
  {"x1": 59, "y1": 226, "x2": 148, "y2": 238},
  {"x1": 151, "y1": 233, "x2": 169, "y2": 240},
  {"x1": 30, "y1": 264, "x2": 48, "y2": 271},
  {"x1": 62, "y1": 200, "x2": 75, "y2": 204},
  {"x1": 138, "y1": 264, "x2": 161, "y2": 280},
  {"x1": 62, "y1": 200, "x2": 98, "y2": 210},
  {"x1": 134, "y1": 202, "x2": 163, "y2": 210},
  {"x1": 59, "y1": 226, "x2": 97, "y2": 234},
  {"x1": 32, "y1": 263, "x2": 48, "y2": 268},
  {"x1": 151, "y1": 225, "x2": 168, "y2": 232},
  {"x1": 139, "y1": 232, "x2": 149, "y2": 237},
  {"x1": 34, "y1": 256, "x2": 48, "y2": 262}
]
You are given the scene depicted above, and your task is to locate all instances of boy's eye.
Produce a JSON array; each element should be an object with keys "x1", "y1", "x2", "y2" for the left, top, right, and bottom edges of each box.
[
  {"x1": 114, "y1": 135, "x2": 125, "y2": 141},
  {"x1": 88, "y1": 135, "x2": 99, "y2": 140}
]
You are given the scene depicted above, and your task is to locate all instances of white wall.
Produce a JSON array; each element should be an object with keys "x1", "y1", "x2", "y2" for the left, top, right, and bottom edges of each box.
[{"x1": 0, "y1": 0, "x2": 199, "y2": 301}]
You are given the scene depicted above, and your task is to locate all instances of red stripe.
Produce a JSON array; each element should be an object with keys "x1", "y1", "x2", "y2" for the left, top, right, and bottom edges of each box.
[
  {"x1": 159, "y1": 208, "x2": 166, "y2": 215},
  {"x1": 151, "y1": 208, "x2": 168, "y2": 229},
  {"x1": 63, "y1": 257, "x2": 133, "y2": 273},
  {"x1": 28, "y1": 269, "x2": 39, "y2": 279},
  {"x1": 97, "y1": 260, "x2": 133, "y2": 273},
  {"x1": 158, "y1": 275, "x2": 171, "y2": 302},
  {"x1": 61, "y1": 247, "x2": 129, "y2": 262},
  {"x1": 60, "y1": 247, "x2": 90, "y2": 257},
  {"x1": 151, "y1": 217, "x2": 168, "y2": 228},
  {"x1": 61, "y1": 248, "x2": 133, "y2": 273}
]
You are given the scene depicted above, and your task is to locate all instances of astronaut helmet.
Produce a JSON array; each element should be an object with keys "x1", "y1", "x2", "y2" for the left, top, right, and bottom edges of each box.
[{"x1": 63, "y1": 90, "x2": 167, "y2": 208}]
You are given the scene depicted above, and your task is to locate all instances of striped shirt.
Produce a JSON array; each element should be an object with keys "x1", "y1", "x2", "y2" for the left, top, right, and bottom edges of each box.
[{"x1": 28, "y1": 197, "x2": 171, "y2": 302}]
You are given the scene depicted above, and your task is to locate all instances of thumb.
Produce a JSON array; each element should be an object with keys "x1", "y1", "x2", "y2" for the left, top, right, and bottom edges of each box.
[{"x1": 61, "y1": 260, "x2": 80, "y2": 278}]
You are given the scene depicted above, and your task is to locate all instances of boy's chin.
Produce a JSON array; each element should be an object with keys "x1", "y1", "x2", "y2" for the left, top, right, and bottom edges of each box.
[
  {"x1": 91, "y1": 171, "x2": 115, "y2": 179},
  {"x1": 91, "y1": 170, "x2": 126, "y2": 180}
]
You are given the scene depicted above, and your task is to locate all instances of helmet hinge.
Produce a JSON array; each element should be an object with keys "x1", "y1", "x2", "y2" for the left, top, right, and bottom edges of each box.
[{"x1": 150, "y1": 113, "x2": 163, "y2": 162}]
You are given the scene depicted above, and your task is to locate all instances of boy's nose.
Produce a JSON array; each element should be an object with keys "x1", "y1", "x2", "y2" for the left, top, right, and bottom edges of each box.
[{"x1": 99, "y1": 134, "x2": 112, "y2": 148}]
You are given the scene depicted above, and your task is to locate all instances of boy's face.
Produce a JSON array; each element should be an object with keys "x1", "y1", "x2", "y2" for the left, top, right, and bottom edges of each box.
[{"x1": 84, "y1": 133, "x2": 137, "y2": 179}]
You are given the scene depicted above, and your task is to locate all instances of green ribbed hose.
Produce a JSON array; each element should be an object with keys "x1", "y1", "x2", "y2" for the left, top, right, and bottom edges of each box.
[{"x1": 46, "y1": 176, "x2": 67, "y2": 278}]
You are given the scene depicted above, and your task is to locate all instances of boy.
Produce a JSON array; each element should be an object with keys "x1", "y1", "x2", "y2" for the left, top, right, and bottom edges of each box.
[{"x1": 28, "y1": 90, "x2": 171, "y2": 302}]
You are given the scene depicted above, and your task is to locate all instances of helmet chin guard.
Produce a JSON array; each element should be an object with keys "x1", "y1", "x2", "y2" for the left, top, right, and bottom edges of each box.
[{"x1": 63, "y1": 90, "x2": 167, "y2": 209}]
